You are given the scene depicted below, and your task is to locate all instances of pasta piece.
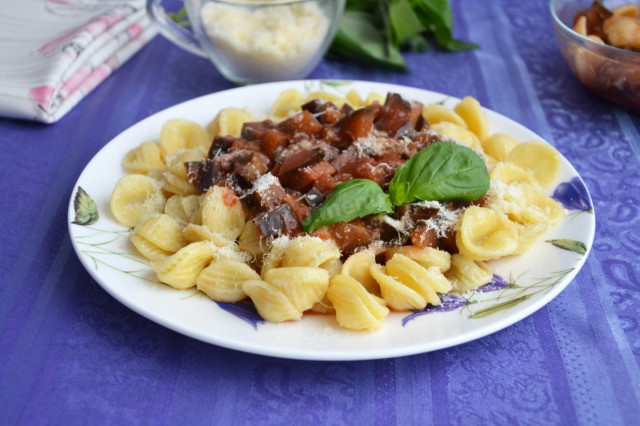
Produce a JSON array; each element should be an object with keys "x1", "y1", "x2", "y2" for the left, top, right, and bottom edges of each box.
[
  {"x1": 481, "y1": 133, "x2": 519, "y2": 162},
  {"x1": 326, "y1": 274, "x2": 389, "y2": 331},
  {"x1": 369, "y1": 263, "x2": 428, "y2": 311},
  {"x1": 161, "y1": 170, "x2": 199, "y2": 196},
  {"x1": 456, "y1": 206, "x2": 518, "y2": 261},
  {"x1": 341, "y1": 251, "x2": 379, "y2": 294},
  {"x1": 243, "y1": 279, "x2": 302, "y2": 322},
  {"x1": 505, "y1": 141, "x2": 561, "y2": 189},
  {"x1": 152, "y1": 241, "x2": 215, "y2": 289},
  {"x1": 281, "y1": 236, "x2": 341, "y2": 267},
  {"x1": 446, "y1": 254, "x2": 493, "y2": 293},
  {"x1": 207, "y1": 108, "x2": 257, "y2": 137},
  {"x1": 165, "y1": 147, "x2": 208, "y2": 178},
  {"x1": 490, "y1": 162, "x2": 539, "y2": 186},
  {"x1": 260, "y1": 236, "x2": 290, "y2": 278},
  {"x1": 345, "y1": 89, "x2": 364, "y2": 108},
  {"x1": 310, "y1": 296, "x2": 334, "y2": 314},
  {"x1": 197, "y1": 259, "x2": 260, "y2": 303},
  {"x1": 453, "y1": 96, "x2": 490, "y2": 140},
  {"x1": 132, "y1": 214, "x2": 187, "y2": 257},
  {"x1": 110, "y1": 174, "x2": 165, "y2": 228},
  {"x1": 122, "y1": 141, "x2": 166, "y2": 174},
  {"x1": 270, "y1": 88, "x2": 304, "y2": 119},
  {"x1": 386, "y1": 253, "x2": 452, "y2": 294},
  {"x1": 319, "y1": 258, "x2": 343, "y2": 278},
  {"x1": 238, "y1": 221, "x2": 267, "y2": 259},
  {"x1": 200, "y1": 186, "x2": 245, "y2": 240},
  {"x1": 182, "y1": 223, "x2": 235, "y2": 247},
  {"x1": 513, "y1": 222, "x2": 549, "y2": 256},
  {"x1": 492, "y1": 183, "x2": 565, "y2": 226},
  {"x1": 422, "y1": 103, "x2": 468, "y2": 128},
  {"x1": 384, "y1": 246, "x2": 451, "y2": 272},
  {"x1": 164, "y1": 194, "x2": 201, "y2": 225},
  {"x1": 430, "y1": 122, "x2": 483, "y2": 152},
  {"x1": 304, "y1": 91, "x2": 344, "y2": 107},
  {"x1": 264, "y1": 267, "x2": 330, "y2": 312},
  {"x1": 130, "y1": 234, "x2": 172, "y2": 261},
  {"x1": 159, "y1": 119, "x2": 210, "y2": 156},
  {"x1": 364, "y1": 92, "x2": 384, "y2": 106}
]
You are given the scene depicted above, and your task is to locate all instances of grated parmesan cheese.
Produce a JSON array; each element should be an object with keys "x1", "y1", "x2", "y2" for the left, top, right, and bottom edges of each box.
[{"x1": 201, "y1": 1, "x2": 330, "y2": 82}]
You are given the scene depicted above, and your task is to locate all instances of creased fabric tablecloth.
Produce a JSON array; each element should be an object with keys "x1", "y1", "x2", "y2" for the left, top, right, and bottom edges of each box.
[
  {"x1": 0, "y1": 0, "x2": 156, "y2": 123},
  {"x1": 0, "y1": 0, "x2": 639, "y2": 425}
]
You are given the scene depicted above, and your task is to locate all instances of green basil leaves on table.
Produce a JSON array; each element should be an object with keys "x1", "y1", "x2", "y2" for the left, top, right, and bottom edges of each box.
[
  {"x1": 304, "y1": 142, "x2": 490, "y2": 233},
  {"x1": 388, "y1": 142, "x2": 490, "y2": 206},
  {"x1": 329, "y1": 0, "x2": 479, "y2": 70},
  {"x1": 302, "y1": 179, "x2": 394, "y2": 234}
]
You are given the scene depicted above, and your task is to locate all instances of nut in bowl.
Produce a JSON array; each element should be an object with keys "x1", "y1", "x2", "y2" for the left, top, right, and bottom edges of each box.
[
  {"x1": 147, "y1": 0, "x2": 345, "y2": 84},
  {"x1": 550, "y1": 0, "x2": 640, "y2": 111}
]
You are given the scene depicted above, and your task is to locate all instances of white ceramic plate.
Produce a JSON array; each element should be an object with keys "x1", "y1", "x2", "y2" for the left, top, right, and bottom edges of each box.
[{"x1": 68, "y1": 80, "x2": 595, "y2": 361}]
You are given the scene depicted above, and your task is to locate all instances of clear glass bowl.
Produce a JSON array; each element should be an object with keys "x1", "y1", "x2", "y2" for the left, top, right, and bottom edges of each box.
[
  {"x1": 148, "y1": 0, "x2": 345, "y2": 84},
  {"x1": 550, "y1": 0, "x2": 640, "y2": 111}
]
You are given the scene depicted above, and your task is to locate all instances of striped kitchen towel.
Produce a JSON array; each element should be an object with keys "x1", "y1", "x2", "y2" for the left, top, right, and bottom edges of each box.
[{"x1": 0, "y1": 0, "x2": 156, "y2": 123}]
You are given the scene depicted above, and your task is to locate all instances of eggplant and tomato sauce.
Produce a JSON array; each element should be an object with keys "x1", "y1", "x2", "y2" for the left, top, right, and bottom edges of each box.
[{"x1": 187, "y1": 93, "x2": 479, "y2": 255}]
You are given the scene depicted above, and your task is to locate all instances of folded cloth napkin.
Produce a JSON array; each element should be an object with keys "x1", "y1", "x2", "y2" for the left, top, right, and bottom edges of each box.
[{"x1": 0, "y1": 0, "x2": 157, "y2": 123}]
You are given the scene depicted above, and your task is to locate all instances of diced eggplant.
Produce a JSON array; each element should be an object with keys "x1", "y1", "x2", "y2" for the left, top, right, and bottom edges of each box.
[
  {"x1": 277, "y1": 148, "x2": 324, "y2": 178},
  {"x1": 375, "y1": 93, "x2": 424, "y2": 137},
  {"x1": 207, "y1": 135, "x2": 235, "y2": 158},
  {"x1": 304, "y1": 187, "x2": 325, "y2": 208},
  {"x1": 254, "y1": 204, "x2": 303, "y2": 238},
  {"x1": 241, "y1": 120, "x2": 274, "y2": 141},
  {"x1": 301, "y1": 99, "x2": 344, "y2": 125},
  {"x1": 336, "y1": 108, "x2": 375, "y2": 146},
  {"x1": 248, "y1": 174, "x2": 286, "y2": 212},
  {"x1": 327, "y1": 219, "x2": 380, "y2": 255},
  {"x1": 278, "y1": 110, "x2": 323, "y2": 135},
  {"x1": 262, "y1": 128, "x2": 289, "y2": 161}
]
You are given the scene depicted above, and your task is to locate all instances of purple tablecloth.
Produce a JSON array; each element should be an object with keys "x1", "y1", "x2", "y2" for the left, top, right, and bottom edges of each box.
[{"x1": 1, "y1": 0, "x2": 639, "y2": 424}]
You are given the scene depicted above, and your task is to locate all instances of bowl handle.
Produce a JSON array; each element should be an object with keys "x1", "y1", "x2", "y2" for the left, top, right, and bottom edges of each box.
[{"x1": 146, "y1": 0, "x2": 207, "y2": 57}]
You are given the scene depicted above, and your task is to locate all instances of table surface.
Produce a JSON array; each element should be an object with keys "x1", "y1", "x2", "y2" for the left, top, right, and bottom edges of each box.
[{"x1": 1, "y1": 0, "x2": 639, "y2": 424}]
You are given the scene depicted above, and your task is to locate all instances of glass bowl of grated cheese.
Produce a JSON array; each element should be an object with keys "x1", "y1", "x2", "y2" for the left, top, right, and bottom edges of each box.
[{"x1": 148, "y1": 0, "x2": 345, "y2": 84}]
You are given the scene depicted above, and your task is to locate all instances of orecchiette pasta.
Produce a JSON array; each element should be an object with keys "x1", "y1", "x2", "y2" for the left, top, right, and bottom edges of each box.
[
  {"x1": 109, "y1": 88, "x2": 570, "y2": 333},
  {"x1": 281, "y1": 236, "x2": 341, "y2": 268},
  {"x1": 243, "y1": 279, "x2": 302, "y2": 322},
  {"x1": 505, "y1": 141, "x2": 561, "y2": 189},
  {"x1": 110, "y1": 174, "x2": 165, "y2": 228},
  {"x1": 456, "y1": 206, "x2": 519, "y2": 261},
  {"x1": 122, "y1": 141, "x2": 166, "y2": 174},
  {"x1": 159, "y1": 119, "x2": 210, "y2": 156},
  {"x1": 264, "y1": 267, "x2": 330, "y2": 313},
  {"x1": 481, "y1": 133, "x2": 519, "y2": 162},
  {"x1": 327, "y1": 274, "x2": 389, "y2": 331},
  {"x1": 446, "y1": 254, "x2": 493, "y2": 293},
  {"x1": 131, "y1": 214, "x2": 187, "y2": 260},
  {"x1": 152, "y1": 241, "x2": 216, "y2": 289},
  {"x1": 197, "y1": 259, "x2": 260, "y2": 303},
  {"x1": 422, "y1": 103, "x2": 468, "y2": 128},
  {"x1": 430, "y1": 121, "x2": 483, "y2": 152},
  {"x1": 454, "y1": 96, "x2": 490, "y2": 140},
  {"x1": 200, "y1": 186, "x2": 245, "y2": 240},
  {"x1": 341, "y1": 251, "x2": 379, "y2": 294}
]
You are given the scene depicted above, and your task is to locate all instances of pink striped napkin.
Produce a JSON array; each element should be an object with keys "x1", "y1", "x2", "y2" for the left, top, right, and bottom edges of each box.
[{"x1": 0, "y1": 0, "x2": 156, "y2": 123}]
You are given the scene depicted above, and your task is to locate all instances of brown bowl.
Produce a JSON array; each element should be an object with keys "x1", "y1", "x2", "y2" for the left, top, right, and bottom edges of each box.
[{"x1": 550, "y1": 0, "x2": 640, "y2": 112}]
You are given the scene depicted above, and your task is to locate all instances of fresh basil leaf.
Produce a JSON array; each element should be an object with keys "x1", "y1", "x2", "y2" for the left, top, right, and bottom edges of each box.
[
  {"x1": 303, "y1": 179, "x2": 393, "y2": 234},
  {"x1": 329, "y1": 8, "x2": 407, "y2": 70},
  {"x1": 389, "y1": 142, "x2": 489, "y2": 206},
  {"x1": 408, "y1": 0, "x2": 479, "y2": 51},
  {"x1": 389, "y1": 0, "x2": 425, "y2": 47}
]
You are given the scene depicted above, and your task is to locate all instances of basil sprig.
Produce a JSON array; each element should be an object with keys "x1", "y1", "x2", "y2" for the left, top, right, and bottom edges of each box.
[
  {"x1": 302, "y1": 179, "x2": 393, "y2": 234},
  {"x1": 303, "y1": 142, "x2": 489, "y2": 233},
  {"x1": 389, "y1": 142, "x2": 489, "y2": 206}
]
